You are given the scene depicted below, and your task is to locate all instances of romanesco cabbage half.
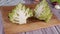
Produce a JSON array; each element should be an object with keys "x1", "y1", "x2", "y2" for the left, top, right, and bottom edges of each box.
[
  {"x1": 34, "y1": 0, "x2": 52, "y2": 22},
  {"x1": 9, "y1": 3, "x2": 33, "y2": 24}
]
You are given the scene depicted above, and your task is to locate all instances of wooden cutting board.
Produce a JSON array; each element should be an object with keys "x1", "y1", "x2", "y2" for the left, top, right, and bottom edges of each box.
[{"x1": 1, "y1": 6, "x2": 60, "y2": 34}]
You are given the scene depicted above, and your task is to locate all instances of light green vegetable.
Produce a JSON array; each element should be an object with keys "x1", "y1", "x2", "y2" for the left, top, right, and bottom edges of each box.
[
  {"x1": 9, "y1": 3, "x2": 33, "y2": 24},
  {"x1": 51, "y1": 0, "x2": 60, "y2": 4},
  {"x1": 34, "y1": 0, "x2": 52, "y2": 22}
]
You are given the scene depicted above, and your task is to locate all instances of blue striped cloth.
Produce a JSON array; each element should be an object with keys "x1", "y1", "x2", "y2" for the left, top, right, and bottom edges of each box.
[
  {"x1": 0, "y1": 0, "x2": 25, "y2": 6},
  {"x1": 0, "y1": 11, "x2": 4, "y2": 34},
  {"x1": 0, "y1": 0, "x2": 34, "y2": 6}
]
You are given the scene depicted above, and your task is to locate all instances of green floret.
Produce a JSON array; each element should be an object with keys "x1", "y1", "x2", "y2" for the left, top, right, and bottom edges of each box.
[
  {"x1": 8, "y1": 3, "x2": 33, "y2": 24},
  {"x1": 34, "y1": 0, "x2": 52, "y2": 22},
  {"x1": 51, "y1": 0, "x2": 60, "y2": 4}
]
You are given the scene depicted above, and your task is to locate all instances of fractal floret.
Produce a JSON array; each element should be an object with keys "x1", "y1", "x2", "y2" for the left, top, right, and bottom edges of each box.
[
  {"x1": 34, "y1": 0, "x2": 52, "y2": 22},
  {"x1": 9, "y1": 3, "x2": 33, "y2": 24}
]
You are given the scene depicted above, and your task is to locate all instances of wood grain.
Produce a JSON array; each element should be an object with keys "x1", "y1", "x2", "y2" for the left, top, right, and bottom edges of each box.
[{"x1": 1, "y1": 6, "x2": 60, "y2": 34}]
